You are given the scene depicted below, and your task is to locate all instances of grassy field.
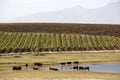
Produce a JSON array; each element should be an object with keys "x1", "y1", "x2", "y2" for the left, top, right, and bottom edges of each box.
[
  {"x1": 0, "y1": 52, "x2": 120, "y2": 65},
  {"x1": 0, "y1": 70, "x2": 120, "y2": 80},
  {"x1": 0, "y1": 52, "x2": 120, "y2": 80}
]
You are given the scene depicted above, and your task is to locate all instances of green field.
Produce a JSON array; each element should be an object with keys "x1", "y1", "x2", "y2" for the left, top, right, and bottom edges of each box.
[
  {"x1": 0, "y1": 32, "x2": 120, "y2": 53},
  {"x1": 0, "y1": 52, "x2": 120, "y2": 65}
]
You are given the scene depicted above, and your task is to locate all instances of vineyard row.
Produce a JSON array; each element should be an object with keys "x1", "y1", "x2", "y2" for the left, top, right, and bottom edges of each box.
[{"x1": 0, "y1": 32, "x2": 120, "y2": 53}]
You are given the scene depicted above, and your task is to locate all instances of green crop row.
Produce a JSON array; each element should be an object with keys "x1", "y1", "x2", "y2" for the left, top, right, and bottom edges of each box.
[{"x1": 0, "y1": 32, "x2": 120, "y2": 53}]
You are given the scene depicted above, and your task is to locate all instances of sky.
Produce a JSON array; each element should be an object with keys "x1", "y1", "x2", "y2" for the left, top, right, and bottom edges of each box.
[{"x1": 0, "y1": 0, "x2": 119, "y2": 22}]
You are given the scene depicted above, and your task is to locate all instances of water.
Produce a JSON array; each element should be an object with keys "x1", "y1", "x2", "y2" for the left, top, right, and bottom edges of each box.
[
  {"x1": 89, "y1": 63, "x2": 120, "y2": 73},
  {"x1": 41, "y1": 63, "x2": 120, "y2": 74}
]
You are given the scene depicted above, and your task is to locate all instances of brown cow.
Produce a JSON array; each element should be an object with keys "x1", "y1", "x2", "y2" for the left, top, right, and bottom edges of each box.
[
  {"x1": 32, "y1": 67, "x2": 38, "y2": 70},
  {"x1": 49, "y1": 67, "x2": 58, "y2": 71}
]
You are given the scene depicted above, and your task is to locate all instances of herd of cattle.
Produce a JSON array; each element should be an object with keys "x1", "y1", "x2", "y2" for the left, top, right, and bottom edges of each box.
[{"x1": 12, "y1": 61, "x2": 89, "y2": 71}]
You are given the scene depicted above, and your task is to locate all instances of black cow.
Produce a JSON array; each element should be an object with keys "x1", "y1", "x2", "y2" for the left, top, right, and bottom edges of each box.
[
  {"x1": 67, "y1": 62, "x2": 72, "y2": 65},
  {"x1": 60, "y1": 62, "x2": 66, "y2": 66},
  {"x1": 73, "y1": 66, "x2": 79, "y2": 70},
  {"x1": 73, "y1": 61, "x2": 79, "y2": 64},
  {"x1": 25, "y1": 64, "x2": 28, "y2": 67},
  {"x1": 12, "y1": 66, "x2": 22, "y2": 70},
  {"x1": 79, "y1": 66, "x2": 89, "y2": 71},
  {"x1": 34, "y1": 63, "x2": 42, "y2": 66},
  {"x1": 79, "y1": 66, "x2": 83, "y2": 70}
]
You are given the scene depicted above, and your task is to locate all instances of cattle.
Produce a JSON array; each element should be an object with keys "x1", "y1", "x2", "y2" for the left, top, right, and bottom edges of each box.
[
  {"x1": 83, "y1": 66, "x2": 89, "y2": 71},
  {"x1": 25, "y1": 64, "x2": 28, "y2": 70},
  {"x1": 25, "y1": 64, "x2": 28, "y2": 67},
  {"x1": 73, "y1": 66, "x2": 79, "y2": 70},
  {"x1": 60, "y1": 62, "x2": 66, "y2": 69},
  {"x1": 60, "y1": 62, "x2": 66, "y2": 66},
  {"x1": 79, "y1": 66, "x2": 89, "y2": 71},
  {"x1": 33, "y1": 67, "x2": 38, "y2": 70},
  {"x1": 12, "y1": 66, "x2": 22, "y2": 70},
  {"x1": 73, "y1": 66, "x2": 90, "y2": 71},
  {"x1": 73, "y1": 61, "x2": 79, "y2": 64},
  {"x1": 79, "y1": 66, "x2": 83, "y2": 70},
  {"x1": 49, "y1": 67, "x2": 58, "y2": 71},
  {"x1": 34, "y1": 63, "x2": 42, "y2": 67},
  {"x1": 67, "y1": 62, "x2": 72, "y2": 65}
]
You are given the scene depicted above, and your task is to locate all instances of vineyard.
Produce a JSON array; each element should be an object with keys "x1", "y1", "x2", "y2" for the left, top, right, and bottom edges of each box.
[{"x1": 0, "y1": 32, "x2": 120, "y2": 53}]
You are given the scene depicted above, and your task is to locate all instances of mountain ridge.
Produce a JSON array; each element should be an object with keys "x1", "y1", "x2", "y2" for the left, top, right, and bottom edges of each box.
[{"x1": 9, "y1": 2, "x2": 120, "y2": 24}]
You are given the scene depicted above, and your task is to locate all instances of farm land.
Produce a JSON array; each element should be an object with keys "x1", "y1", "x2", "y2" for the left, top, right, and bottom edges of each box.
[{"x1": 0, "y1": 23, "x2": 120, "y2": 80}]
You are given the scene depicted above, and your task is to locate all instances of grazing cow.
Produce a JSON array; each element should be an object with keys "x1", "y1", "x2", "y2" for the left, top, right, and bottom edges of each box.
[
  {"x1": 67, "y1": 62, "x2": 72, "y2": 65},
  {"x1": 73, "y1": 66, "x2": 79, "y2": 70},
  {"x1": 49, "y1": 67, "x2": 58, "y2": 71},
  {"x1": 12, "y1": 66, "x2": 22, "y2": 70},
  {"x1": 34, "y1": 63, "x2": 42, "y2": 67},
  {"x1": 25, "y1": 64, "x2": 28, "y2": 67},
  {"x1": 33, "y1": 67, "x2": 38, "y2": 70},
  {"x1": 83, "y1": 66, "x2": 89, "y2": 71},
  {"x1": 60, "y1": 62, "x2": 66, "y2": 69},
  {"x1": 60, "y1": 62, "x2": 66, "y2": 66},
  {"x1": 79, "y1": 66, "x2": 83, "y2": 70},
  {"x1": 79, "y1": 66, "x2": 89, "y2": 71},
  {"x1": 25, "y1": 64, "x2": 28, "y2": 70},
  {"x1": 73, "y1": 61, "x2": 79, "y2": 64}
]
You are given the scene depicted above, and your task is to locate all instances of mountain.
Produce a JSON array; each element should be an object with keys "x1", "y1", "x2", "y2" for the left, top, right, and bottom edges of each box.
[{"x1": 9, "y1": 2, "x2": 120, "y2": 24}]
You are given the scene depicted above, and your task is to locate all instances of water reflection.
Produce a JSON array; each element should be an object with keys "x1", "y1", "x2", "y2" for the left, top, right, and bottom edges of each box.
[
  {"x1": 41, "y1": 63, "x2": 120, "y2": 73},
  {"x1": 89, "y1": 63, "x2": 120, "y2": 73}
]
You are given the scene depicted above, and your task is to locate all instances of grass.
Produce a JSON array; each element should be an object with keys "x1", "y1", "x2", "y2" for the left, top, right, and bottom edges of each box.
[
  {"x1": 0, "y1": 70, "x2": 120, "y2": 80},
  {"x1": 0, "y1": 52, "x2": 120, "y2": 65},
  {"x1": 0, "y1": 52, "x2": 120, "y2": 80}
]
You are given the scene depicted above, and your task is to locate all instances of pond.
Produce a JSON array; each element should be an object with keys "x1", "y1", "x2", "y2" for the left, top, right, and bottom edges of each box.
[
  {"x1": 90, "y1": 63, "x2": 120, "y2": 73},
  {"x1": 41, "y1": 63, "x2": 120, "y2": 74}
]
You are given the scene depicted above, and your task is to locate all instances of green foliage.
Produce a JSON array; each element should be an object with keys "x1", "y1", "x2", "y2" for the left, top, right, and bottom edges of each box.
[{"x1": 0, "y1": 32, "x2": 120, "y2": 53}]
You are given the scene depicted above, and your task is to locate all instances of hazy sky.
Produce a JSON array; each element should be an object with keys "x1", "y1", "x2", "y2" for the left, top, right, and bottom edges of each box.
[{"x1": 0, "y1": 0, "x2": 119, "y2": 21}]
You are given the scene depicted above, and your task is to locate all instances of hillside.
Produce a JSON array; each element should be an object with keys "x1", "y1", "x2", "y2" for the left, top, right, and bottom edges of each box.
[{"x1": 0, "y1": 23, "x2": 120, "y2": 37}]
